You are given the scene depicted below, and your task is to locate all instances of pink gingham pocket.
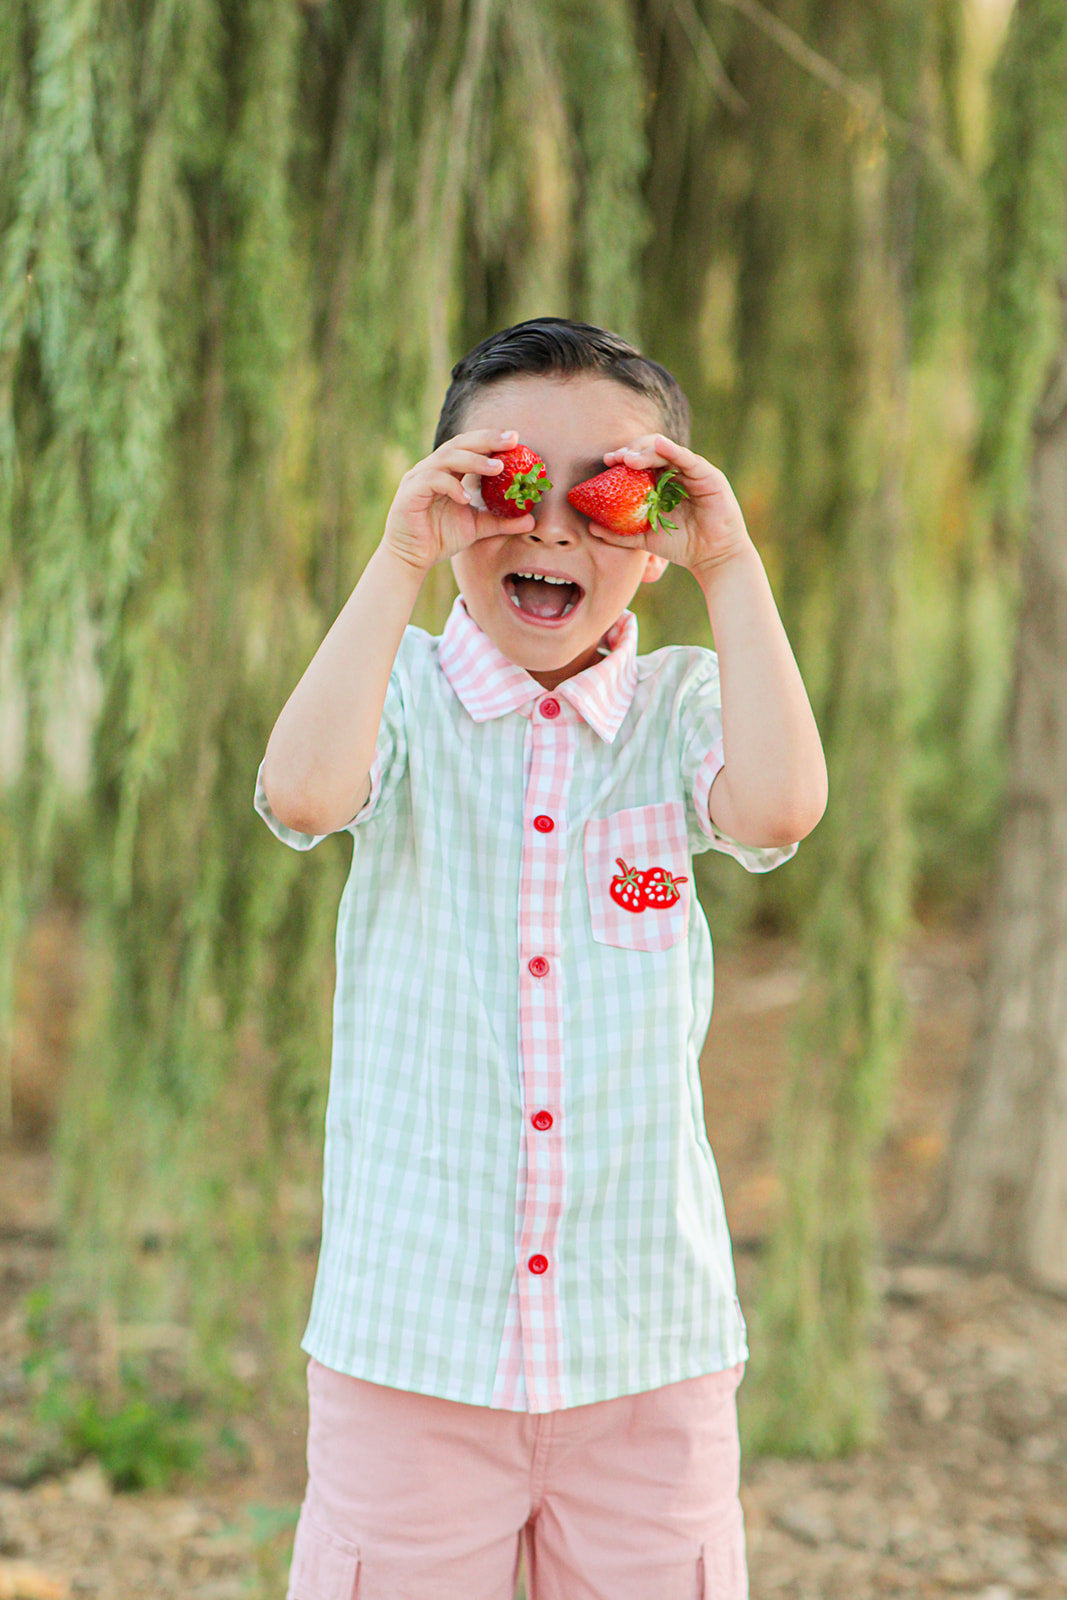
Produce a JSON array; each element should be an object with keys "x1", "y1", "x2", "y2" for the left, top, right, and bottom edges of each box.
[{"x1": 584, "y1": 801, "x2": 691, "y2": 952}]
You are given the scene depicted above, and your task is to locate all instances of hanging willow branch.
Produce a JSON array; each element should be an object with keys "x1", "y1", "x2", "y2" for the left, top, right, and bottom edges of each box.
[{"x1": 975, "y1": 0, "x2": 1067, "y2": 513}]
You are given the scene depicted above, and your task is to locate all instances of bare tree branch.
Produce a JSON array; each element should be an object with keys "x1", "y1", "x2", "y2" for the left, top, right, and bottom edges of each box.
[
  {"x1": 667, "y1": 0, "x2": 748, "y2": 113},
  {"x1": 711, "y1": 0, "x2": 972, "y2": 193}
]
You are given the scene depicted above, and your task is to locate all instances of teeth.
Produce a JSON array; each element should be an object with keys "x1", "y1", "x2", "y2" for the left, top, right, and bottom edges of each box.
[{"x1": 513, "y1": 571, "x2": 572, "y2": 584}]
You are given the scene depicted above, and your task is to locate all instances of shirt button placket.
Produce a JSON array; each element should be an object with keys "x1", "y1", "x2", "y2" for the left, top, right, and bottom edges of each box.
[{"x1": 516, "y1": 696, "x2": 573, "y2": 1408}]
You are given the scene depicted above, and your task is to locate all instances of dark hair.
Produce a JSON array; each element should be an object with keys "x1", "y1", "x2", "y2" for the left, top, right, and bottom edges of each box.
[{"x1": 433, "y1": 317, "x2": 691, "y2": 449}]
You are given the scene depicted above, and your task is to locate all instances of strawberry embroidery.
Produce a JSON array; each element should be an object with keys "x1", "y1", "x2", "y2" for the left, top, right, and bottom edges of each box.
[
  {"x1": 610, "y1": 858, "x2": 688, "y2": 913},
  {"x1": 637, "y1": 866, "x2": 688, "y2": 909},
  {"x1": 610, "y1": 858, "x2": 645, "y2": 914}
]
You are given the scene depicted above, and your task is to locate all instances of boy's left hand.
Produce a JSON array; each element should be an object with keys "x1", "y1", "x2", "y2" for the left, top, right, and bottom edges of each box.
[{"x1": 595, "y1": 435, "x2": 752, "y2": 578}]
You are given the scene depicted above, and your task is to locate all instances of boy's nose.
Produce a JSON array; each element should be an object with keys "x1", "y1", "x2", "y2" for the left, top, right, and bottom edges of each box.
[{"x1": 526, "y1": 492, "x2": 580, "y2": 545}]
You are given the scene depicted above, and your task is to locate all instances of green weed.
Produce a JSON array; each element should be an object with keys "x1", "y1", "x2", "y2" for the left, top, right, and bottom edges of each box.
[{"x1": 33, "y1": 1366, "x2": 201, "y2": 1491}]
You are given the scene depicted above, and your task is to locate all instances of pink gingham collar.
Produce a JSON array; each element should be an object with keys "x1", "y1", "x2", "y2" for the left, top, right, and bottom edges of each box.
[{"x1": 437, "y1": 596, "x2": 639, "y2": 743}]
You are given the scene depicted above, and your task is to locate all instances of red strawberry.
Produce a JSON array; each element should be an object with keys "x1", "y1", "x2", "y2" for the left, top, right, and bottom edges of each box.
[
  {"x1": 481, "y1": 445, "x2": 552, "y2": 518},
  {"x1": 567, "y1": 464, "x2": 688, "y2": 535},
  {"x1": 637, "y1": 866, "x2": 688, "y2": 909},
  {"x1": 610, "y1": 858, "x2": 645, "y2": 914}
]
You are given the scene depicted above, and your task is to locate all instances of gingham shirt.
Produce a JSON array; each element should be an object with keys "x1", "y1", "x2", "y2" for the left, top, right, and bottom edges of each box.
[{"x1": 255, "y1": 595, "x2": 796, "y2": 1412}]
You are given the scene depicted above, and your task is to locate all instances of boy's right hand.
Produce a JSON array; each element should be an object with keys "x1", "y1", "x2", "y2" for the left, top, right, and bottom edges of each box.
[{"x1": 382, "y1": 429, "x2": 536, "y2": 573}]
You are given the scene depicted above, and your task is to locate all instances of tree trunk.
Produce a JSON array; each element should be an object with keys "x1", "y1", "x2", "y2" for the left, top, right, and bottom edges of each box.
[{"x1": 929, "y1": 290, "x2": 1067, "y2": 1293}]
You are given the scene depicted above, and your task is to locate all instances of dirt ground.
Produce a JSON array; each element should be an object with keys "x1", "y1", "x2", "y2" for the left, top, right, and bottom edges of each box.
[{"x1": 1, "y1": 918, "x2": 1065, "y2": 1599}]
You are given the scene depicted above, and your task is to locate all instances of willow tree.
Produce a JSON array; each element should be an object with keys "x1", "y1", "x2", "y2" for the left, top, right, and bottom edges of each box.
[
  {"x1": 929, "y1": 0, "x2": 1067, "y2": 1293},
  {"x1": 3, "y1": 0, "x2": 991, "y2": 1443},
  {"x1": 638, "y1": 0, "x2": 973, "y2": 1454},
  {"x1": 0, "y1": 0, "x2": 650, "y2": 1396},
  {"x1": 750, "y1": 14, "x2": 978, "y2": 1456}
]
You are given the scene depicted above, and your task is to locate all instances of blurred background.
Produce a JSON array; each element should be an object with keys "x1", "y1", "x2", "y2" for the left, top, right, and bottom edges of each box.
[{"x1": 2, "y1": 0, "x2": 1066, "y2": 1594}]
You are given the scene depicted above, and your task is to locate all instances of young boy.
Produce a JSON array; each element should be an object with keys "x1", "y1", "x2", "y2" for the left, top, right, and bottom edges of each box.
[{"x1": 258, "y1": 318, "x2": 827, "y2": 1600}]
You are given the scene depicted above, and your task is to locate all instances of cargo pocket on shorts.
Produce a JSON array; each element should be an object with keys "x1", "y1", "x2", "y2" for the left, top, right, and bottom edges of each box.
[
  {"x1": 286, "y1": 1508, "x2": 361, "y2": 1600},
  {"x1": 698, "y1": 1514, "x2": 748, "y2": 1599},
  {"x1": 584, "y1": 801, "x2": 690, "y2": 952}
]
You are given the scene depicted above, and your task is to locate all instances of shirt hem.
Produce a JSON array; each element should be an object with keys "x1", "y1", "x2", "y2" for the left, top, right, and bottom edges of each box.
[{"x1": 299, "y1": 1334, "x2": 749, "y2": 1413}]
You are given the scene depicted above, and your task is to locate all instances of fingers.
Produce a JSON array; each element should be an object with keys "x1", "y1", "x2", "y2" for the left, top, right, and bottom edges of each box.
[
  {"x1": 472, "y1": 507, "x2": 535, "y2": 538},
  {"x1": 603, "y1": 434, "x2": 712, "y2": 481},
  {"x1": 403, "y1": 429, "x2": 519, "y2": 509},
  {"x1": 398, "y1": 429, "x2": 523, "y2": 516},
  {"x1": 441, "y1": 427, "x2": 519, "y2": 453},
  {"x1": 602, "y1": 438, "x2": 668, "y2": 470},
  {"x1": 586, "y1": 523, "x2": 649, "y2": 550},
  {"x1": 426, "y1": 471, "x2": 533, "y2": 532},
  {"x1": 432, "y1": 428, "x2": 519, "y2": 477},
  {"x1": 424, "y1": 469, "x2": 474, "y2": 507}
]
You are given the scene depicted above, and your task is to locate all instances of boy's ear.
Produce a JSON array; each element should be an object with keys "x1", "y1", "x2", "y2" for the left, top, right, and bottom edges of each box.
[{"x1": 640, "y1": 553, "x2": 669, "y2": 584}]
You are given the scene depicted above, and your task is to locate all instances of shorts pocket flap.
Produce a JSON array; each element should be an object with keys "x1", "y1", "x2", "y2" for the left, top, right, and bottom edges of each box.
[
  {"x1": 287, "y1": 1509, "x2": 361, "y2": 1600},
  {"x1": 700, "y1": 1509, "x2": 748, "y2": 1598}
]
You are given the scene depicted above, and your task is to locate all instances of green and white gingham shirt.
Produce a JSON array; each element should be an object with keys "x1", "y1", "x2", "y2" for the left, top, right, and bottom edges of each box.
[{"x1": 255, "y1": 596, "x2": 796, "y2": 1412}]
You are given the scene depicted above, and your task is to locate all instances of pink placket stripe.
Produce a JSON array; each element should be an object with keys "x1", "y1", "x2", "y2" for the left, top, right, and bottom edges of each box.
[
  {"x1": 508, "y1": 700, "x2": 575, "y2": 1412},
  {"x1": 491, "y1": 1093, "x2": 530, "y2": 1410}
]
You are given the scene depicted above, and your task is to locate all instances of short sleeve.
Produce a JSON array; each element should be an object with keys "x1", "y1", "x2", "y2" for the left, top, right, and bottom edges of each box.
[
  {"x1": 678, "y1": 653, "x2": 798, "y2": 874},
  {"x1": 254, "y1": 664, "x2": 408, "y2": 851}
]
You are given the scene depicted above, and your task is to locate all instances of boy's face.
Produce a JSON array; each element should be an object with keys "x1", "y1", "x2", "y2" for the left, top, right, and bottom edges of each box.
[{"x1": 451, "y1": 374, "x2": 669, "y2": 690}]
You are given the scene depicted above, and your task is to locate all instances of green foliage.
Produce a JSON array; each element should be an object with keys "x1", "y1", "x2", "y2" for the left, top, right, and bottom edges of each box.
[
  {"x1": 706, "y1": 0, "x2": 959, "y2": 1452},
  {"x1": 37, "y1": 1370, "x2": 201, "y2": 1492},
  {"x1": 23, "y1": 1289, "x2": 201, "y2": 1491},
  {"x1": 977, "y1": 0, "x2": 1067, "y2": 522},
  {"x1": 907, "y1": 538, "x2": 1015, "y2": 913}
]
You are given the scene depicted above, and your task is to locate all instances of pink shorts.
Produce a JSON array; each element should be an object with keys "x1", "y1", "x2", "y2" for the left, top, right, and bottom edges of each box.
[{"x1": 286, "y1": 1356, "x2": 747, "y2": 1600}]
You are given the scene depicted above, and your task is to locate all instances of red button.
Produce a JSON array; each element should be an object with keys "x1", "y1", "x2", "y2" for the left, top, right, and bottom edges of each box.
[
  {"x1": 533, "y1": 814, "x2": 555, "y2": 833},
  {"x1": 540, "y1": 697, "x2": 561, "y2": 719},
  {"x1": 528, "y1": 1254, "x2": 549, "y2": 1274},
  {"x1": 528, "y1": 956, "x2": 550, "y2": 978},
  {"x1": 532, "y1": 1110, "x2": 553, "y2": 1131}
]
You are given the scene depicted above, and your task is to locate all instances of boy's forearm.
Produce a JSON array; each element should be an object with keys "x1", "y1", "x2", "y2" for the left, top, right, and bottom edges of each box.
[
  {"x1": 695, "y1": 542, "x2": 828, "y2": 847},
  {"x1": 262, "y1": 543, "x2": 426, "y2": 835}
]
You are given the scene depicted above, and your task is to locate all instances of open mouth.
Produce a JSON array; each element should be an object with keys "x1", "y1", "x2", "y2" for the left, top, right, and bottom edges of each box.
[{"x1": 503, "y1": 571, "x2": 583, "y2": 622}]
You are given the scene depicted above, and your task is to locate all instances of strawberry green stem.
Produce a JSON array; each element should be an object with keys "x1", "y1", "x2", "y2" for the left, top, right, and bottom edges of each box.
[
  {"x1": 505, "y1": 466, "x2": 552, "y2": 505},
  {"x1": 647, "y1": 469, "x2": 688, "y2": 534}
]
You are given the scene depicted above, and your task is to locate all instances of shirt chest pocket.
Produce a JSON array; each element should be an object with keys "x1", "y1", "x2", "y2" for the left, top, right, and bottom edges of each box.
[{"x1": 584, "y1": 801, "x2": 691, "y2": 952}]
